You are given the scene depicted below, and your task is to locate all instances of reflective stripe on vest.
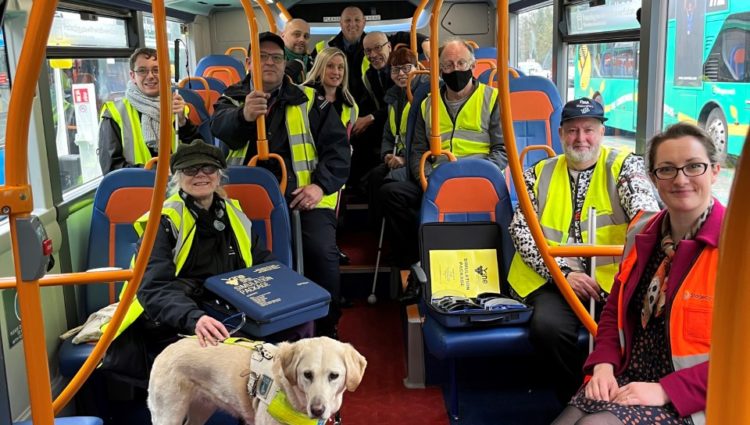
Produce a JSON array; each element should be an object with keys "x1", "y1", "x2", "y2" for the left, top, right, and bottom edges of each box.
[
  {"x1": 99, "y1": 99, "x2": 178, "y2": 166},
  {"x1": 421, "y1": 83, "x2": 497, "y2": 160},
  {"x1": 107, "y1": 194, "x2": 254, "y2": 338},
  {"x1": 507, "y1": 147, "x2": 630, "y2": 298},
  {"x1": 388, "y1": 101, "x2": 410, "y2": 154},
  {"x1": 616, "y1": 228, "x2": 716, "y2": 425}
]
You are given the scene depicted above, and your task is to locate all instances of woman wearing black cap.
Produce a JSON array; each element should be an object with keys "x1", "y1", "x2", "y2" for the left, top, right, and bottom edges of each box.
[{"x1": 102, "y1": 140, "x2": 312, "y2": 386}]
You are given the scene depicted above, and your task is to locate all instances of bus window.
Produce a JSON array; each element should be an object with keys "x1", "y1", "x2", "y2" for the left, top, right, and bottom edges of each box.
[
  {"x1": 663, "y1": 3, "x2": 750, "y2": 204},
  {"x1": 517, "y1": 5, "x2": 553, "y2": 80},
  {"x1": 0, "y1": 29, "x2": 10, "y2": 187},
  {"x1": 142, "y1": 15, "x2": 186, "y2": 80},
  {"x1": 46, "y1": 11, "x2": 131, "y2": 194},
  {"x1": 569, "y1": 42, "x2": 640, "y2": 151}
]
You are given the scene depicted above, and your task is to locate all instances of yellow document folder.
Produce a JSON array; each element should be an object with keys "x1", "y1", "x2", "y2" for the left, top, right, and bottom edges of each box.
[{"x1": 428, "y1": 249, "x2": 500, "y2": 299}]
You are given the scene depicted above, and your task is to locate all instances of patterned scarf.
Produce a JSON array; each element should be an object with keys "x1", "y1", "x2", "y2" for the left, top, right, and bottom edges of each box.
[
  {"x1": 641, "y1": 199, "x2": 714, "y2": 328},
  {"x1": 125, "y1": 80, "x2": 161, "y2": 149}
]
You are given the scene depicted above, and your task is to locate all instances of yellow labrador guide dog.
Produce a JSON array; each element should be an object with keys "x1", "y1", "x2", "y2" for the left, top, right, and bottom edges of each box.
[{"x1": 148, "y1": 336, "x2": 367, "y2": 425}]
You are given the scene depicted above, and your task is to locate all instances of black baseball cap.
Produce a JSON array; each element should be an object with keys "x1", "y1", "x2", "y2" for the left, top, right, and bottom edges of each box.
[
  {"x1": 561, "y1": 97, "x2": 608, "y2": 123},
  {"x1": 170, "y1": 140, "x2": 227, "y2": 173},
  {"x1": 253, "y1": 31, "x2": 285, "y2": 52}
]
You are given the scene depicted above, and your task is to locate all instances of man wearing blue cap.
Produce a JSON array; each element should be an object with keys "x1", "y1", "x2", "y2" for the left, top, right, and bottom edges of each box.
[{"x1": 507, "y1": 97, "x2": 660, "y2": 402}]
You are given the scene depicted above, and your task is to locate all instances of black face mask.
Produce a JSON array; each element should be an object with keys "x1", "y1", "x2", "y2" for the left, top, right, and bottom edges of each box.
[{"x1": 442, "y1": 69, "x2": 473, "y2": 92}]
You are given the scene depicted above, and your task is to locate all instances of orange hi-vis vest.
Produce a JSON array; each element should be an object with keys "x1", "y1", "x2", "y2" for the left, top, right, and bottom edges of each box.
[{"x1": 615, "y1": 218, "x2": 717, "y2": 425}]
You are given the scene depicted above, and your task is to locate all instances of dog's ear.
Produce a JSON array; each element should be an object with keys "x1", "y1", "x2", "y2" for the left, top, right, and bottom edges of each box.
[
  {"x1": 275, "y1": 342, "x2": 299, "y2": 386},
  {"x1": 343, "y1": 343, "x2": 367, "y2": 392}
]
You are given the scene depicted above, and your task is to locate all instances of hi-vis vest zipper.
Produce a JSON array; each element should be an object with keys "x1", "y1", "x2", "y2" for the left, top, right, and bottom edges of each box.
[
  {"x1": 615, "y1": 214, "x2": 717, "y2": 425},
  {"x1": 421, "y1": 82, "x2": 498, "y2": 162},
  {"x1": 226, "y1": 87, "x2": 339, "y2": 210},
  {"x1": 507, "y1": 146, "x2": 630, "y2": 298},
  {"x1": 99, "y1": 99, "x2": 180, "y2": 165},
  {"x1": 105, "y1": 193, "x2": 254, "y2": 338}
]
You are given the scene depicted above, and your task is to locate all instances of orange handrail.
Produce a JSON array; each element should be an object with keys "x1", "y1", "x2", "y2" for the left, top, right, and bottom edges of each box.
[
  {"x1": 239, "y1": 0, "x2": 288, "y2": 194},
  {"x1": 254, "y1": 0, "x2": 277, "y2": 33},
  {"x1": 706, "y1": 131, "x2": 750, "y2": 424},
  {"x1": 0, "y1": 270, "x2": 134, "y2": 290},
  {"x1": 5, "y1": 2, "x2": 61, "y2": 421},
  {"x1": 406, "y1": 69, "x2": 430, "y2": 104},
  {"x1": 411, "y1": 0, "x2": 430, "y2": 57},
  {"x1": 496, "y1": 0, "x2": 597, "y2": 333},
  {"x1": 225, "y1": 46, "x2": 248, "y2": 59},
  {"x1": 178, "y1": 76, "x2": 211, "y2": 111},
  {"x1": 53, "y1": 0, "x2": 174, "y2": 413},
  {"x1": 276, "y1": 2, "x2": 292, "y2": 22}
]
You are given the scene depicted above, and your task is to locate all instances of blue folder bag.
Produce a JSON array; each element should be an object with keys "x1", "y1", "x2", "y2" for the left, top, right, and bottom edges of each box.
[{"x1": 204, "y1": 261, "x2": 331, "y2": 337}]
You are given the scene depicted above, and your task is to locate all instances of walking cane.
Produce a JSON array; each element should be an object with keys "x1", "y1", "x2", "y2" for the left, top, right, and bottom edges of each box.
[{"x1": 368, "y1": 143, "x2": 399, "y2": 305}]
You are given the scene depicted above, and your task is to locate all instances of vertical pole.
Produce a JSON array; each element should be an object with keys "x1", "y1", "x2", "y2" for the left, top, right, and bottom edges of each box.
[{"x1": 587, "y1": 206, "x2": 596, "y2": 353}]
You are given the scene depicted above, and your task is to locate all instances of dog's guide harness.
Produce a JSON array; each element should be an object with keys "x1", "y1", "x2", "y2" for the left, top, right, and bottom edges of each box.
[{"x1": 232, "y1": 339, "x2": 329, "y2": 425}]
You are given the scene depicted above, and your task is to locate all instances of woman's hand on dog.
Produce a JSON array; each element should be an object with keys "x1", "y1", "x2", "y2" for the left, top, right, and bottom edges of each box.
[{"x1": 195, "y1": 315, "x2": 231, "y2": 347}]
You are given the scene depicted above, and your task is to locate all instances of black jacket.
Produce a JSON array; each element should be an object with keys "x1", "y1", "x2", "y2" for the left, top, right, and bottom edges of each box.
[
  {"x1": 98, "y1": 106, "x2": 200, "y2": 174},
  {"x1": 210, "y1": 75, "x2": 350, "y2": 200}
]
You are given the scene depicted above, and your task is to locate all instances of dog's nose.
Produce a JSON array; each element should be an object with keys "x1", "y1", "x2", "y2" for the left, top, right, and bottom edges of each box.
[{"x1": 310, "y1": 404, "x2": 325, "y2": 418}]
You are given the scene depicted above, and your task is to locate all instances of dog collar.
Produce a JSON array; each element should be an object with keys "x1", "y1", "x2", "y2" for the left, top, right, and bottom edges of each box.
[{"x1": 247, "y1": 343, "x2": 327, "y2": 425}]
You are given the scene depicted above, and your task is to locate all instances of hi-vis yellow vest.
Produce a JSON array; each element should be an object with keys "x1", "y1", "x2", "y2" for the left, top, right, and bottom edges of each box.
[
  {"x1": 106, "y1": 193, "x2": 254, "y2": 338},
  {"x1": 226, "y1": 88, "x2": 339, "y2": 210},
  {"x1": 507, "y1": 146, "x2": 631, "y2": 298},
  {"x1": 302, "y1": 86, "x2": 359, "y2": 129},
  {"x1": 388, "y1": 100, "x2": 410, "y2": 154},
  {"x1": 99, "y1": 99, "x2": 179, "y2": 166},
  {"x1": 421, "y1": 82, "x2": 498, "y2": 159}
]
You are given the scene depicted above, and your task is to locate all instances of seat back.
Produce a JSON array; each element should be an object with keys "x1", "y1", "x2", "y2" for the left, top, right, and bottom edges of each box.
[
  {"x1": 507, "y1": 74, "x2": 563, "y2": 205},
  {"x1": 83, "y1": 168, "x2": 156, "y2": 316},
  {"x1": 195, "y1": 54, "x2": 246, "y2": 87},
  {"x1": 179, "y1": 77, "x2": 222, "y2": 115},
  {"x1": 224, "y1": 167, "x2": 293, "y2": 267},
  {"x1": 420, "y1": 158, "x2": 516, "y2": 288},
  {"x1": 204, "y1": 76, "x2": 228, "y2": 94},
  {"x1": 177, "y1": 87, "x2": 214, "y2": 144}
]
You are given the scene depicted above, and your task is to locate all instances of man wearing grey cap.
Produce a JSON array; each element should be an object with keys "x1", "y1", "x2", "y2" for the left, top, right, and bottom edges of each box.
[{"x1": 507, "y1": 97, "x2": 660, "y2": 402}]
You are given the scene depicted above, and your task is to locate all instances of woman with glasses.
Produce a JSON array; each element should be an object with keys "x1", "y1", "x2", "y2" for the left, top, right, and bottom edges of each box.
[
  {"x1": 102, "y1": 140, "x2": 312, "y2": 387},
  {"x1": 302, "y1": 47, "x2": 358, "y2": 136},
  {"x1": 554, "y1": 122, "x2": 725, "y2": 425},
  {"x1": 367, "y1": 48, "x2": 426, "y2": 226}
]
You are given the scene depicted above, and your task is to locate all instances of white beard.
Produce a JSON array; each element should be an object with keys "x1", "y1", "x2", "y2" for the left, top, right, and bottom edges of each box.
[{"x1": 565, "y1": 144, "x2": 600, "y2": 165}]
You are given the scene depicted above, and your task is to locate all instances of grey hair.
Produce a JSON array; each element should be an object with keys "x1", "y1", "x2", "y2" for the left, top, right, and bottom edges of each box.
[
  {"x1": 438, "y1": 38, "x2": 476, "y2": 62},
  {"x1": 645, "y1": 122, "x2": 725, "y2": 171},
  {"x1": 168, "y1": 168, "x2": 229, "y2": 197}
]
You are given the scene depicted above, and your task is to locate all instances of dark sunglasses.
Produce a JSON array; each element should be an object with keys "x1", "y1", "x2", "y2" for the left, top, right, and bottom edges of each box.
[{"x1": 181, "y1": 164, "x2": 219, "y2": 176}]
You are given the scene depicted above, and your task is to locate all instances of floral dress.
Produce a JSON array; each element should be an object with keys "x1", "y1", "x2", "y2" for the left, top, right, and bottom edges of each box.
[{"x1": 569, "y1": 249, "x2": 690, "y2": 425}]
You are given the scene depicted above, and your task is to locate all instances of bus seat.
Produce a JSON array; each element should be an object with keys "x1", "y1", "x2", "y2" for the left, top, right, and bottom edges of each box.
[
  {"x1": 13, "y1": 417, "x2": 103, "y2": 425},
  {"x1": 195, "y1": 55, "x2": 246, "y2": 87},
  {"x1": 507, "y1": 75, "x2": 563, "y2": 206},
  {"x1": 474, "y1": 46, "x2": 497, "y2": 59},
  {"x1": 204, "y1": 76, "x2": 228, "y2": 94},
  {"x1": 177, "y1": 88, "x2": 214, "y2": 144},
  {"x1": 473, "y1": 58, "x2": 496, "y2": 82},
  {"x1": 730, "y1": 46, "x2": 745, "y2": 78},
  {"x1": 59, "y1": 168, "x2": 156, "y2": 378},
  {"x1": 179, "y1": 77, "x2": 222, "y2": 115},
  {"x1": 224, "y1": 166, "x2": 294, "y2": 268},
  {"x1": 417, "y1": 159, "x2": 586, "y2": 418}
]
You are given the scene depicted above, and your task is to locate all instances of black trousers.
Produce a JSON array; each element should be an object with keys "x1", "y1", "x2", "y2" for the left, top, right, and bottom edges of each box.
[
  {"x1": 378, "y1": 179, "x2": 422, "y2": 269},
  {"x1": 299, "y1": 208, "x2": 341, "y2": 333},
  {"x1": 526, "y1": 283, "x2": 589, "y2": 402},
  {"x1": 367, "y1": 163, "x2": 391, "y2": 228},
  {"x1": 348, "y1": 122, "x2": 383, "y2": 191}
]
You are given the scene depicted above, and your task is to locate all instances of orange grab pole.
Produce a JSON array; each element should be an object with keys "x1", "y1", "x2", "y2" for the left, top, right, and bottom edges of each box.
[
  {"x1": 239, "y1": 0, "x2": 268, "y2": 160},
  {"x1": 276, "y1": 2, "x2": 292, "y2": 22},
  {"x1": 519, "y1": 145, "x2": 557, "y2": 165},
  {"x1": 225, "y1": 46, "x2": 248, "y2": 58},
  {"x1": 5, "y1": 1, "x2": 60, "y2": 422},
  {"x1": 53, "y1": 0, "x2": 174, "y2": 413},
  {"x1": 406, "y1": 69, "x2": 430, "y2": 104},
  {"x1": 495, "y1": 0, "x2": 597, "y2": 333},
  {"x1": 419, "y1": 150, "x2": 456, "y2": 191},
  {"x1": 255, "y1": 0, "x2": 277, "y2": 33},
  {"x1": 428, "y1": 0, "x2": 443, "y2": 159},
  {"x1": 411, "y1": 0, "x2": 430, "y2": 57},
  {"x1": 249, "y1": 153, "x2": 288, "y2": 194},
  {"x1": 706, "y1": 132, "x2": 750, "y2": 424},
  {"x1": 0, "y1": 270, "x2": 134, "y2": 290}
]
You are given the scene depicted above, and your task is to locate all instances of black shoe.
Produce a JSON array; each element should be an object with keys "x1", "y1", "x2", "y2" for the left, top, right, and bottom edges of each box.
[
  {"x1": 397, "y1": 274, "x2": 421, "y2": 305},
  {"x1": 340, "y1": 296, "x2": 354, "y2": 308},
  {"x1": 337, "y1": 246, "x2": 350, "y2": 265},
  {"x1": 333, "y1": 411, "x2": 342, "y2": 425}
]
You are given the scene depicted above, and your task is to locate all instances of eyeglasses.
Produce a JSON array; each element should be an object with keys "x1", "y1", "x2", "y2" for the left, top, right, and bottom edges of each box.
[
  {"x1": 259, "y1": 53, "x2": 285, "y2": 64},
  {"x1": 652, "y1": 162, "x2": 710, "y2": 180},
  {"x1": 440, "y1": 60, "x2": 471, "y2": 73},
  {"x1": 181, "y1": 164, "x2": 219, "y2": 177},
  {"x1": 364, "y1": 41, "x2": 389, "y2": 55},
  {"x1": 390, "y1": 64, "x2": 415, "y2": 75},
  {"x1": 134, "y1": 67, "x2": 159, "y2": 77}
]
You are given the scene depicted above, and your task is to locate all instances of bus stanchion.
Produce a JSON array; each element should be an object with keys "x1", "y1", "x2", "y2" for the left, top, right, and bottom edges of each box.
[{"x1": 587, "y1": 206, "x2": 596, "y2": 353}]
